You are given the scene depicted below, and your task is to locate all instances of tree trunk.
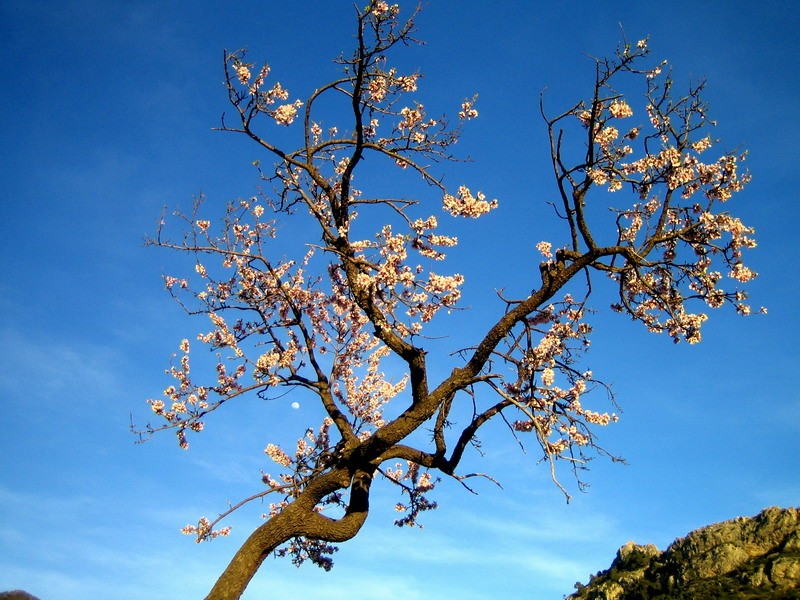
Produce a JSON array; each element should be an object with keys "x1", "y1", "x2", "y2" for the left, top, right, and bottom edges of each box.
[
  {"x1": 205, "y1": 469, "x2": 373, "y2": 599},
  {"x1": 205, "y1": 505, "x2": 302, "y2": 600}
]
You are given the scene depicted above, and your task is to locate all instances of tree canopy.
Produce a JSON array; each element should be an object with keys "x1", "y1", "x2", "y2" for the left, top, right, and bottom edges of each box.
[{"x1": 135, "y1": 2, "x2": 758, "y2": 598}]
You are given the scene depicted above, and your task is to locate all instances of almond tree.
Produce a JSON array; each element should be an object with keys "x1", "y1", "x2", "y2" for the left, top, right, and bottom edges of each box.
[{"x1": 135, "y1": 2, "x2": 758, "y2": 598}]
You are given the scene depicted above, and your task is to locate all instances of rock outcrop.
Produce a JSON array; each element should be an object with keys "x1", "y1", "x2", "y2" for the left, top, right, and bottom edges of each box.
[
  {"x1": 567, "y1": 506, "x2": 800, "y2": 599},
  {"x1": 0, "y1": 592, "x2": 41, "y2": 600}
]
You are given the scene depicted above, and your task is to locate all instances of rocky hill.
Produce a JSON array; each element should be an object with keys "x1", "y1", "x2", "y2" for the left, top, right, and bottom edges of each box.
[
  {"x1": 0, "y1": 592, "x2": 40, "y2": 600},
  {"x1": 567, "y1": 506, "x2": 800, "y2": 599}
]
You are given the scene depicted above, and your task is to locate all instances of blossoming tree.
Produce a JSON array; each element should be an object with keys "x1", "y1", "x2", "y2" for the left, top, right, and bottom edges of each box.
[{"x1": 136, "y1": 2, "x2": 758, "y2": 598}]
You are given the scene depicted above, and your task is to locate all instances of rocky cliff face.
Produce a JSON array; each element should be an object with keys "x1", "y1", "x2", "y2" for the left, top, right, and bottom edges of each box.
[{"x1": 567, "y1": 506, "x2": 800, "y2": 600}]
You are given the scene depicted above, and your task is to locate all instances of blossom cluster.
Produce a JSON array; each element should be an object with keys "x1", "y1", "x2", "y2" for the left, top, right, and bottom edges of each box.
[
  {"x1": 366, "y1": 67, "x2": 419, "y2": 103},
  {"x1": 369, "y1": 1, "x2": 400, "y2": 18},
  {"x1": 146, "y1": 335, "x2": 243, "y2": 449},
  {"x1": 496, "y1": 297, "x2": 618, "y2": 464},
  {"x1": 556, "y1": 43, "x2": 760, "y2": 342},
  {"x1": 181, "y1": 516, "x2": 231, "y2": 544},
  {"x1": 227, "y1": 52, "x2": 304, "y2": 127},
  {"x1": 385, "y1": 461, "x2": 438, "y2": 527},
  {"x1": 348, "y1": 220, "x2": 468, "y2": 337},
  {"x1": 332, "y1": 345, "x2": 407, "y2": 430},
  {"x1": 390, "y1": 102, "x2": 445, "y2": 148},
  {"x1": 458, "y1": 96, "x2": 479, "y2": 120},
  {"x1": 442, "y1": 185, "x2": 498, "y2": 218},
  {"x1": 536, "y1": 240, "x2": 553, "y2": 259},
  {"x1": 274, "y1": 537, "x2": 339, "y2": 571}
]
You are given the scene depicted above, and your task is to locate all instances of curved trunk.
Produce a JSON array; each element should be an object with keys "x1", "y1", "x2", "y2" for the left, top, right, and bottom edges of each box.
[
  {"x1": 204, "y1": 504, "x2": 305, "y2": 600},
  {"x1": 205, "y1": 469, "x2": 373, "y2": 600}
]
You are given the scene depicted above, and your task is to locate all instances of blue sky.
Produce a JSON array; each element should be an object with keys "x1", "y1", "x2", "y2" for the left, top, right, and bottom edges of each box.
[{"x1": 1, "y1": 1, "x2": 798, "y2": 598}]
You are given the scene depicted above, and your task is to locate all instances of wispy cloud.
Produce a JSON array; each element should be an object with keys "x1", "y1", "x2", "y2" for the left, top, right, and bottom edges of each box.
[
  {"x1": 0, "y1": 484, "x2": 228, "y2": 599},
  {"x1": 0, "y1": 328, "x2": 120, "y2": 402}
]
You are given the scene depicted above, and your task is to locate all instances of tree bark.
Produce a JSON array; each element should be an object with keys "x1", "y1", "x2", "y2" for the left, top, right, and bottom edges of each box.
[
  {"x1": 204, "y1": 505, "x2": 303, "y2": 600},
  {"x1": 205, "y1": 469, "x2": 372, "y2": 599}
]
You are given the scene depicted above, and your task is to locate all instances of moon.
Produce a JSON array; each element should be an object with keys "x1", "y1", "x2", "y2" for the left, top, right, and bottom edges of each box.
[{"x1": 291, "y1": 402, "x2": 300, "y2": 410}]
